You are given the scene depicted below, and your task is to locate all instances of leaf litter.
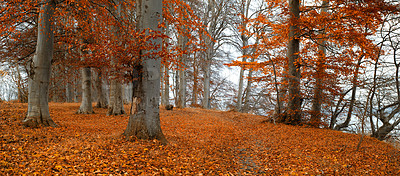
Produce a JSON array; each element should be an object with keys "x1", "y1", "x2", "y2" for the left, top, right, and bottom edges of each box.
[{"x1": 0, "y1": 102, "x2": 399, "y2": 175}]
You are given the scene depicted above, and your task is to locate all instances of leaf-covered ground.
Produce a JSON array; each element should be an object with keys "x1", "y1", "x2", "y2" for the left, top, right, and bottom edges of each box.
[{"x1": 1, "y1": 102, "x2": 399, "y2": 175}]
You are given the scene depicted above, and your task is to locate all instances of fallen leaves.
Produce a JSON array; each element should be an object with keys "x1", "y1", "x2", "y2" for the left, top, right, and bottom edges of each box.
[{"x1": 0, "y1": 102, "x2": 399, "y2": 175}]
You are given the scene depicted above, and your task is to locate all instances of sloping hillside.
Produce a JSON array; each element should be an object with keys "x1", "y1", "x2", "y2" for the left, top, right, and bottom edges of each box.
[{"x1": 1, "y1": 102, "x2": 399, "y2": 175}]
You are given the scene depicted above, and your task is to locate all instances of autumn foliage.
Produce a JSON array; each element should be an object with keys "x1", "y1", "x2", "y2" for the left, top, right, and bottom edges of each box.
[{"x1": 1, "y1": 102, "x2": 399, "y2": 175}]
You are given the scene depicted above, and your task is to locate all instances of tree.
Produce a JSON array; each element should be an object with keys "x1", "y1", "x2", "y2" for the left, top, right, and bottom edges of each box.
[
  {"x1": 310, "y1": 0, "x2": 328, "y2": 127},
  {"x1": 95, "y1": 69, "x2": 108, "y2": 108},
  {"x1": 23, "y1": 0, "x2": 57, "y2": 127},
  {"x1": 284, "y1": 0, "x2": 301, "y2": 125},
  {"x1": 76, "y1": 66, "x2": 94, "y2": 114},
  {"x1": 124, "y1": 0, "x2": 167, "y2": 144},
  {"x1": 200, "y1": 0, "x2": 231, "y2": 109},
  {"x1": 107, "y1": 0, "x2": 125, "y2": 115}
]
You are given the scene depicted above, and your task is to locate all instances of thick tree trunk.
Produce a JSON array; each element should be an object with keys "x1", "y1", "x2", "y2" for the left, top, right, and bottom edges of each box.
[
  {"x1": 77, "y1": 67, "x2": 94, "y2": 114},
  {"x1": 285, "y1": 0, "x2": 301, "y2": 125},
  {"x1": 95, "y1": 69, "x2": 108, "y2": 108},
  {"x1": 23, "y1": 0, "x2": 57, "y2": 127},
  {"x1": 124, "y1": 0, "x2": 167, "y2": 144},
  {"x1": 108, "y1": 78, "x2": 125, "y2": 115}
]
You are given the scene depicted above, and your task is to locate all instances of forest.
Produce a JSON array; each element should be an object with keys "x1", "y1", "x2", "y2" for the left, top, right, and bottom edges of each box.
[{"x1": 1, "y1": 0, "x2": 400, "y2": 174}]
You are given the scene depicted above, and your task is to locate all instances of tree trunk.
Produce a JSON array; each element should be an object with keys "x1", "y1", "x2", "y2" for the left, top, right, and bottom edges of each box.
[
  {"x1": 192, "y1": 53, "x2": 199, "y2": 105},
  {"x1": 77, "y1": 67, "x2": 94, "y2": 114},
  {"x1": 242, "y1": 57, "x2": 254, "y2": 112},
  {"x1": 285, "y1": 0, "x2": 301, "y2": 125},
  {"x1": 16, "y1": 66, "x2": 27, "y2": 103},
  {"x1": 124, "y1": 0, "x2": 167, "y2": 144},
  {"x1": 23, "y1": 0, "x2": 57, "y2": 127},
  {"x1": 161, "y1": 64, "x2": 170, "y2": 106},
  {"x1": 161, "y1": 23, "x2": 170, "y2": 106},
  {"x1": 334, "y1": 56, "x2": 363, "y2": 130},
  {"x1": 310, "y1": 0, "x2": 328, "y2": 127},
  {"x1": 202, "y1": 58, "x2": 211, "y2": 109},
  {"x1": 65, "y1": 67, "x2": 74, "y2": 103},
  {"x1": 106, "y1": 0, "x2": 125, "y2": 115},
  {"x1": 95, "y1": 69, "x2": 108, "y2": 108},
  {"x1": 108, "y1": 78, "x2": 125, "y2": 115},
  {"x1": 177, "y1": 33, "x2": 187, "y2": 108},
  {"x1": 237, "y1": 64, "x2": 245, "y2": 111}
]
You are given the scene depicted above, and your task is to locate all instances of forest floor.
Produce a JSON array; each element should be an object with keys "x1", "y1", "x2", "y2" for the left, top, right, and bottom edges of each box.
[{"x1": 1, "y1": 102, "x2": 399, "y2": 175}]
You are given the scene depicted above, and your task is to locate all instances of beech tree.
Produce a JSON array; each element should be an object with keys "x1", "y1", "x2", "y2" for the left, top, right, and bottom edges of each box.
[
  {"x1": 124, "y1": 0, "x2": 167, "y2": 144},
  {"x1": 23, "y1": 0, "x2": 57, "y2": 127},
  {"x1": 95, "y1": 69, "x2": 108, "y2": 108},
  {"x1": 107, "y1": 0, "x2": 125, "y2": 115}
]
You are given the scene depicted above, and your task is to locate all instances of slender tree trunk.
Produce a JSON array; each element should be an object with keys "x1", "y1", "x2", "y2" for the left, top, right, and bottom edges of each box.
[
  {"x1": 242, "y1": 57, "x2": 254, "y2": 112},
  {"x1": 124, "y1": 0, "x2": 167, "y2": 144},
  {"x1": 174, "y1": 69, "x2": 179, "y2": 106},
  {"x1": 77, "y1": 66, "x2": 94, "y2": 114},
  {"x1": 202, "y1": 0, "x2": 215, "y2": 109},
  {"x1": 95, "y1": 69, "x2": 108, "y2": 108},
  {"x1": 177, "y1": 33, "x2": 187, "y2": 108},
  {"x1": 161, "y1": 64, "x2": 170, "y2": 106},
  {"x1": 107, "y1": 0, "x2": 125, "y2": 115},
  {"x1": 285, "y1": 0, "x2": 301, "y2": 125},
  {"x1": 334, "y1": 56, "x2": 363, "y2": 130},
  {"x1": 310, "y1": 0, "x2": 328, "y2": 127},
  {"x1": 23, "y1": 0, "x2": 57, "y2": 127},
  {"x1": 16, "y1": 66, "x2": 27, "y2": 103},
  {"x1": 237, "y1": 65, "x2": 245, "y2": 111},
  {"x1": 236, "y1": 0, "x2": 250, "y2": 112},
  {"x1": 65, "y1": 67, "x2": 73, "y2": 103},
  {"x1": 192, "y1": 53, "x2": 198, "y2": 105},
  {"x1": 161, "y1": 23, "x2": 170, "y2": 106},
  {"x1": 202, "y1": 57, "x2": 211, "y2": 109}
]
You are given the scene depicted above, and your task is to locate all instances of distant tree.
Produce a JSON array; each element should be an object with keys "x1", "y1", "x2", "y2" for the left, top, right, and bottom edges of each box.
[
  {"x1": 107, "y1": 0, "x2": 125, "y2": 116},
  {"x1": 95, "y1": 69, "x2": 108, "y2": 108}
]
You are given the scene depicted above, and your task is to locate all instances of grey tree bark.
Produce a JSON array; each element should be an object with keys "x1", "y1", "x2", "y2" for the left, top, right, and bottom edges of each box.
[
  {"x1": 107, "y1": 0, "x2": 125, "y2": 115},
  {"x1": 284, "y1": 0, "x2": 301, "y2": 125},
  {"x1": 108, "y1": 78, "x2": 125, "y2": 115},
  {"x1": 95, "y1": 69, "x2": 108, "y2": 108},
  {"x1": 124, "y1": 0, "x2": 167, "y2": 144},
  {"x1": 161, "y1": 22, "x2": 170, "y2": 106},
  {"x1": 160, "y1": 22, "x2": 169, "y2": 106},
  {"x1": 242, "y1": 57, "x2": 254, "y2": 112},
  {"x1": 161, "y1": 64, "x2": 170, "y2": 106},
  {"x1": 310, "y1": 0, "x2": 328, "y2": 127},
  {"x1": 65, "y1": 67, "x2": 74, "y2": 103},
  {"x1": 235, "y1": 0, "x2": 251, "y2": 112},
  {"x1": 202, "y1": 52, "x2": 212, "y2": 109},
  {"x1": 176, "y1": 33, "x2": 188, "y2": 108},
  {"x1": 77, "y1": 66, "x2": 94, "y2": 114},
  {"x1": 23, "y1": 0, "x2": 57, "y2": 127}
]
